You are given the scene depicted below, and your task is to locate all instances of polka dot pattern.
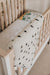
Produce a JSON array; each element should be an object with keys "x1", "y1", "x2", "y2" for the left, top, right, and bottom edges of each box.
[{"x1": 8, "y1": 12, "x2": 44, "y2": 70}]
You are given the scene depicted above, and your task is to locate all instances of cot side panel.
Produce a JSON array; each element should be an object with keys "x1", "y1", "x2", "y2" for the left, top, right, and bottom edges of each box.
[
  {"x1": 33, "y1": 8, "x2": 50, "y2": 58},
  {"x1": 0, "y1": 0, "x2": 26, "y2": 31},
  {"x1": 0, "y1": 49, "x2": 15, "y2": 75},
  {"x1": 6, "y1": 0, "x2": 12, "y2": 25},
  {"x1": 39, "y1": 8, "x2": 50, "y2": 46}
]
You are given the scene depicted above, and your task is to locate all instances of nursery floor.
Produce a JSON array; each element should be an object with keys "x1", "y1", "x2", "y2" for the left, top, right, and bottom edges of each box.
[{"x1": 28, "y1": 44, "x2": 50, "y2": 75}]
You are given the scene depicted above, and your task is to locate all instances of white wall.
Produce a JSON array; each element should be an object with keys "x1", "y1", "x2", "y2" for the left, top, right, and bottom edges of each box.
[{"x1": 25, "y1": 0, "x2": 50, "y2": 13}]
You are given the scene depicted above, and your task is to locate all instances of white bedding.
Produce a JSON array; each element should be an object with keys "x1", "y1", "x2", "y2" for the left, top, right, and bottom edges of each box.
[
  {"x1": 7, "y1": 13, "x2": 44, "y2": 75},
  {"x1": 0, "y1": 11, "x2": 44, "y2": 75},
  {"x1": 0, "y1": 11, "x2": 43, "y2": 50},
  {"x1": 0, "y1": 20, "x2": 28, "y2": 50}
]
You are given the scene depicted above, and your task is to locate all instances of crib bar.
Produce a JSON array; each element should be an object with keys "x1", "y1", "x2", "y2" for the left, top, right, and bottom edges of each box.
[
  {"x1": 0, "y1": 4, "x2": 4, "y2": 31},
  {"x1": 21, "y1": 0, "x2": 23, "y2": 14},
  {"x1": 23, "y1": 0, "x2": 26, "y2": 12},
  {"x1": 9, "y1": 50, "x2": 15, "y2": 75},
  {"x1": 0, "y1": 12, "x2": 4, "y2": 30},
  {"x1": 17, "y1": 67, "x2": 21, "y2": 75},
  {"x1": 6, "y1": 0, "x2": 12, "y2": 24},
  {"x1": 43, "y1": 8, "x2": 50, "y2": 17},
  {"x1": 11, "y1": 0, "x2": 15, "y2": 22},
  {"x1": 39, "y1": 8, "x2": 50, "y2": 46},
  {"x1": 0, "y1": 49, "x2": 15, "y2": 75},
  {"x1": 18, "y1": 0, "x2": 21, "y2": 17},
  {"x1": 0, "y1": 2, "x2": 4, "y2": 30},
  {"x1": 2, "y1": 1, "x2": 8, "y2": 27},
  {"x1": 14, "y1": 0, "x2": 17, "y2": 19}
]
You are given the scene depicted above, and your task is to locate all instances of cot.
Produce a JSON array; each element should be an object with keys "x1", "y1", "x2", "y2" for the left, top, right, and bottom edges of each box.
[{"x1": 0, "y1": 0, "x2": 50, "y2": 75}]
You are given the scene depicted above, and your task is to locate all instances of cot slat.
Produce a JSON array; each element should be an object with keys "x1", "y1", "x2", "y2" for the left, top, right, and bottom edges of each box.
[
  {"x1": 0, "y1": 12, "x2": 4, "y2": 30},
  {"x1": 3, "y1": 1, "x2": 8, "y2": 27},
  {"x1": 0, "y1": 3, "x2": 4, "y2": 30},
  {"x1": 7, "y1": 0, "x2": 11, "y2": 24},
  {"x1": 14, "y1": 0, "x2": 17, "y2": 19},
  {"x1": 21, "y1": 0, "x2": 23, "y2": 14},
  {"x1": 39, "y1": 8, "x2": 50, "y2": 46},
  {"x1": 18, "y1": 0, "x2": 21, "y2": 17},
  {"x1": 23, "y1": 0, "x2": 26, "y2": 12},
  {"x1": 11, "y1": 0, "x2": 15, "y2": 22}
]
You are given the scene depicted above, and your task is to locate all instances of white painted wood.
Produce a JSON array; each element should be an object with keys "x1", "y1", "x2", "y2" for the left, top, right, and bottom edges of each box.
[
  {"x1": 0, "y1": 58, "x2": 4, "y2": 75},
  {"x1": 3, "y1": 1, "x2": 8, "y2": 27},
  {"x1": 11, "y1": 0, "x2": 15, "y2": 22},
  {"x1": 7, "y1": 0, "x2": 12, "y2": 24},
  {"x1": 14, "y1": 0, "x2": 18, "y2": 19},
  {"x1": 1, "y1": 56, "x2": 12, "y2": 75}
]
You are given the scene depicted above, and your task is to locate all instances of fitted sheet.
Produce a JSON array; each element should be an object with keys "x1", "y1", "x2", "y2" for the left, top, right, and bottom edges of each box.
[
  {"x1": 0, "y1": 11, "x2": 43, "y2": 50},
  {"x1": 0, "y1": 20, "x2": 28, "y2": 50}
]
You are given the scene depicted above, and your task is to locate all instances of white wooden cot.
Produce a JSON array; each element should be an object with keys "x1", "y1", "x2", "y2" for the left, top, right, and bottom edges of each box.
[{"x1": 0, "y1": 0, "x2": 50, "y2": 75}]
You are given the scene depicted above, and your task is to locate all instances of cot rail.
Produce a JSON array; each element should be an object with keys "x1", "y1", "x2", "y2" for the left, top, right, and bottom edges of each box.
[
  {"x1": 0, "y1": 0, "x2": 50, "y2": 74},
  {"x1": 0, "y1": 0, "x2": 26, "y2": 31},
  {"x1": 34, "y1": 8, "x2": 50, "y2": 58},
  {"x1": 0, "y1": 48, "x2": 27, "y2": 75},
  {"x1": 0, "y1": 48, "x2": 15, "y2": 75},
  {"x1": 39, "y1": 8, "x2": 50, "y2": 47}
]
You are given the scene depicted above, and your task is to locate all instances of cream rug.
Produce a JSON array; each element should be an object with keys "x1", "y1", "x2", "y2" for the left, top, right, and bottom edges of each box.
[{"x1": 28, "y1": 44, "x2": 50, "y2": 75}]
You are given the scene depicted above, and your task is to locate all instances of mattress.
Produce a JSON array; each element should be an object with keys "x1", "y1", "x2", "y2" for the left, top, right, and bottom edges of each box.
[
  {"x1": 0, "y1": 11, "x2": 44, "y2": 74},
  {"x1": 0, "y1": 20, "x2": 28, "y2": 50},
  {"x1": 0, "y1": 11, "x2": 43, "y2": 50}
]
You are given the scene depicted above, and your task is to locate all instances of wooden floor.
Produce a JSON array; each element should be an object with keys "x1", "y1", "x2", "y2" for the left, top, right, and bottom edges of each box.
[{"x1": 28, "y1": 44, "x2": 50, "y2": 75}]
